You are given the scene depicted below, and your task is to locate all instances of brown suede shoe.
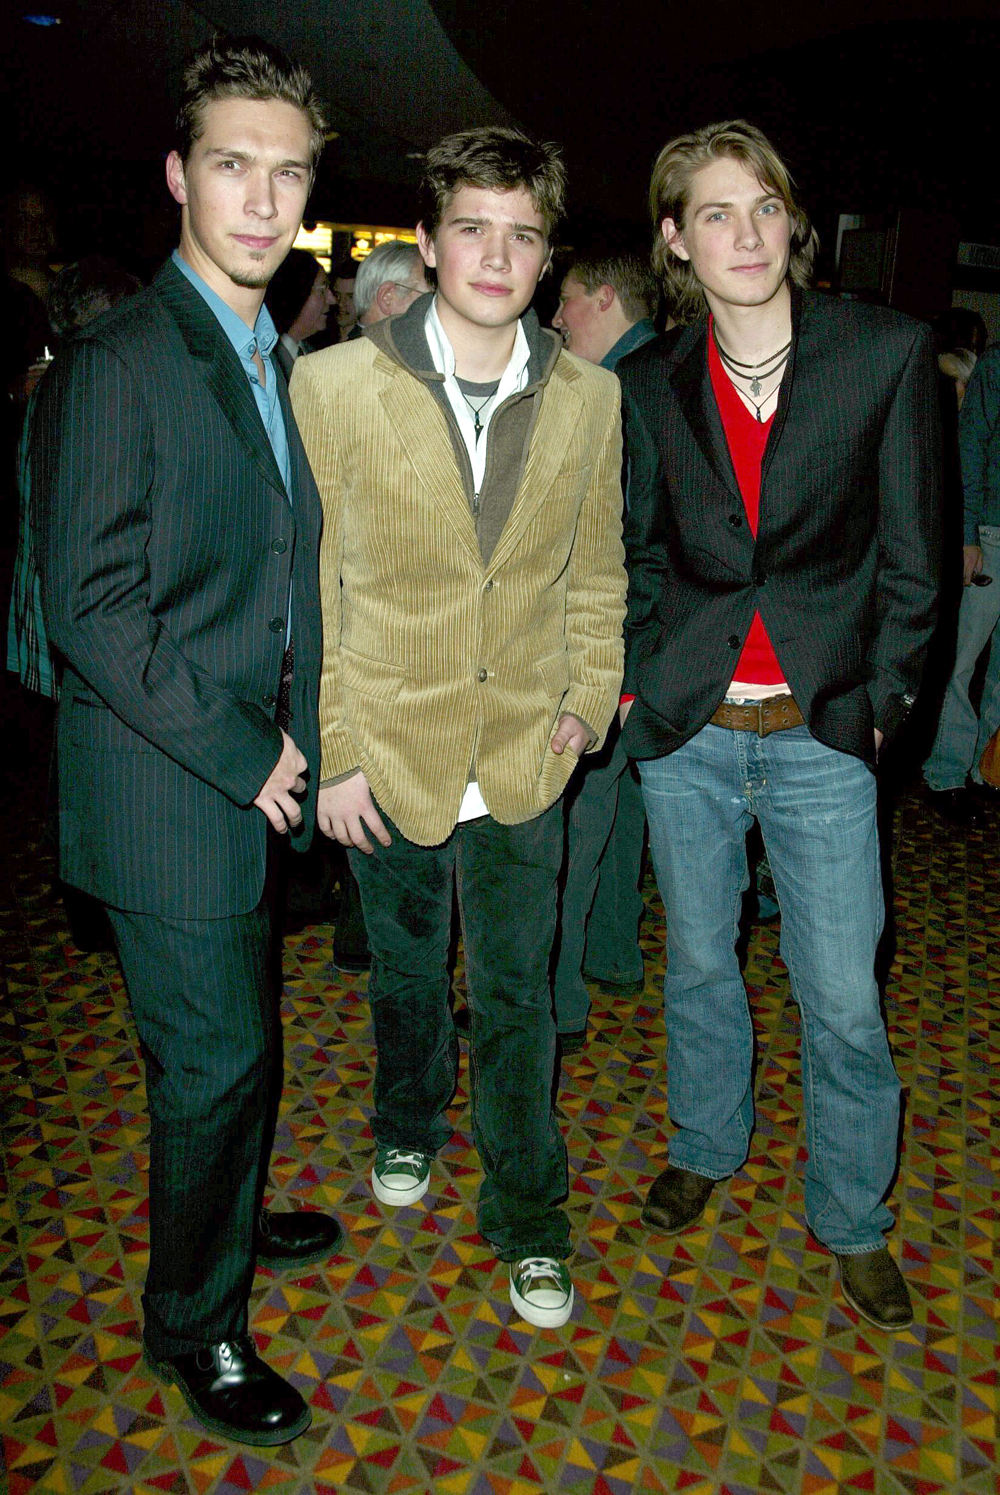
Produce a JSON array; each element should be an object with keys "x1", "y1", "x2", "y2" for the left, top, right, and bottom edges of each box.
[
  {"x1": 641, "y1": 1164, "x2": 718, "y2": 1234},
  {"x1": 837, "y1": 1247, "x2": 914, "y2": 1331}
]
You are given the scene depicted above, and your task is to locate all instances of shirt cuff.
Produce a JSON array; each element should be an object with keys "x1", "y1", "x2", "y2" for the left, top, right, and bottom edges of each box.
[{"x1": 319, "y1": 767, "x2": 361, "y2": 789}]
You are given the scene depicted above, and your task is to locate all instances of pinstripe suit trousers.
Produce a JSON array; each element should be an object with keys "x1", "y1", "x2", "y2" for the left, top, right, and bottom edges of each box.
[{"x1": 107, "y1": 900, "x2": 281, "y2": 1359}]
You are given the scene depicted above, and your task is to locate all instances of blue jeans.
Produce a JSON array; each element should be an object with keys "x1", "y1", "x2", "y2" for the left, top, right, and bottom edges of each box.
[
  {"x1": 349, "y1": 801, "x2": 570, "y2": 1262},
  {"x1": 638, "y1": 724, "x2": 899, "y2": 1254},
  {"x1": 924, "y1": 525, "x2": 1000, "y2": 790}
]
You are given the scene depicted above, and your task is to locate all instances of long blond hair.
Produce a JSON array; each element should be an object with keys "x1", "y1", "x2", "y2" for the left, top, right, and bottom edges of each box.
[{"x1": 649, "y1": 119, "x2": 818, "y2": 323}]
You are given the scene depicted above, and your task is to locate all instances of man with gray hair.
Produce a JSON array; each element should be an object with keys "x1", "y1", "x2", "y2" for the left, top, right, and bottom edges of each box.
[{"x1": 352, "y1": 238, "x2": 430, "y2": 329}]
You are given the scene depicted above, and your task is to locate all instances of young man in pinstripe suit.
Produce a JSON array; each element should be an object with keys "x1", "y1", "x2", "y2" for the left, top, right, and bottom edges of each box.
[
  {"x1": 618, "y1": 122, "x2": 940, "y2": 1331},
  {"x1": 35, "y1": 38, "x2": 341, "y2": 1445}
]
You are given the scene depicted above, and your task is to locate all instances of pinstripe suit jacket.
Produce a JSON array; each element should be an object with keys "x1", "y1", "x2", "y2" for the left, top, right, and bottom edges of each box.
[
  {"x1": 291, "y1": 326, "x2": 626, "y2": 847},
  {"x1": 619, "y1": 288, "x2": 941, "y2": 765},
  {"x1": 33, "y1": 258, "x2": 323, "y2": 918}
]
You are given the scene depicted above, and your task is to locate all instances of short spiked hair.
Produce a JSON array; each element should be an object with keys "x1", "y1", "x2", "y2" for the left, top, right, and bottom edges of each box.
[
  {"x1": 176, "y1": 34, "x2": 326, "y2": 172},
  {"x1": 418, "y1": 126, "x2": 566, "y2": 241}
]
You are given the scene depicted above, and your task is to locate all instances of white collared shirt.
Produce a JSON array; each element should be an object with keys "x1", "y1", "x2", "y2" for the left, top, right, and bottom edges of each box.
[
  {"x1": 424, "y1": 296, "x2": 531, "y2": 494},
  {"x1": 424, "y1": 296, "x2": 532, "y2": 822}
]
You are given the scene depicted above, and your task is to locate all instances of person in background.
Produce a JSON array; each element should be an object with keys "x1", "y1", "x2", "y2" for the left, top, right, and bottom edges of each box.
[
  {"x1": 547, "y1": 241, "x2": 658, "y2": 1050},
  {"x1": 620, "y1": 119, "x2": 939, "y2": 1333},
  {"x1": 33, "y1": 35, "x2": 341, "y2": 1445},
  {"x1": 267, "y1": 246, "x2": 333, "y2": 376},
  {"x1": 923, "y1": 342, "x2": 1000, "y2": 822},
  {"x1": 352, "y1": 238, "x2": 430, "y2": 328},
  {"x1": 266, "y1": 246, "x2": 371, "y2": 969},
  {"x1": 331, "y1": 255, "x2": 358, "y2": 340}
]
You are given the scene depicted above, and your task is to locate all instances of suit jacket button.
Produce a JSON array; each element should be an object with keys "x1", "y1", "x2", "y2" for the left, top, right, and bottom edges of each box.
[
  {"x1": 269, "y1": 617, "x2": 284, "y2": 633},
  {"x1": 477, "y1": 667, "x2": 488, "y2": 682},
  {"x1": 753, "y1": 570, "x2": 766, "y2": 586},
  {"x1": 728, "y1": 634, "x2": 741, "y2": 649},
  {"x1": 483, "y1": 579, "x2": 493, "y2": 591},
  {"x1": 271, "y1": 538, "x2": 288, "y2": 554},
  {"x1": 728, "y1": 513, "x2": 742, "y2": 527},
  {"x1": 262, "y1": 693, "x2": 277, "y2": 707}
]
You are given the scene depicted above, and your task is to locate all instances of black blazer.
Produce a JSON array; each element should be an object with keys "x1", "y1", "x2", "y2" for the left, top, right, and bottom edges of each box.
[
  {"x1": 34, "y1": 258, "x2": 323, "y2": 918},
  {"x1": 618, "y1": 288, "x2": 941, "y2": 765}
]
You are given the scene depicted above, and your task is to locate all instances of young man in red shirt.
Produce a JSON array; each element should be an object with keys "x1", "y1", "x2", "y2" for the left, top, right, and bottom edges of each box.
[{"x1": 618, "y1": 121, "x2": 939, "y2": 1331}]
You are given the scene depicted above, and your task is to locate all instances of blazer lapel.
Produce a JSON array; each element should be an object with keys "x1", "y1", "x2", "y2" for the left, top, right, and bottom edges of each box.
[
  {"x1": 760, "y1": 283, "x2": 804, "y2": 486},
  {"x1": 670, "y1": 325, "x2": 741, "y2": 503},
  {"x1": 276, "y1": 356, "x2": 319, "y2": 516},
  {"x1": 487, "y1": 363, "x2": 583, "y2": 572},
  {"x1": 154, "y1": 259, "x2": 288, "y2": 502},
  {"x1": 377, "y1": 356, "x2": 481, "y2": 564}
]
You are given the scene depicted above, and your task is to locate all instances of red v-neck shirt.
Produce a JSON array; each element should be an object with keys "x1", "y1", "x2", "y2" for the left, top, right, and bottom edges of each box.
[{"x1": 708, "y1": 320, "x2": 785, "y2": 687}]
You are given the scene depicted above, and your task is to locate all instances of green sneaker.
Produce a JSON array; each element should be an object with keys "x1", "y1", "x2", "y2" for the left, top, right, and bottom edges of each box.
[
  {"x1": 372, "y1": 1146, "x2": 431, "y2": 1207},
  {"x1": 509, "y1": 1256, "x2": 574, "y2": 1327}
]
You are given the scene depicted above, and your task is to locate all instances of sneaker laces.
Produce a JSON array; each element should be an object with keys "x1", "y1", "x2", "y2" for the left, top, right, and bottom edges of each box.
[
  {"x1": 514, "y1": 1257, "x2": 565, "y2": 1288},
  {"x1": 381, "y1": 1149, "x2": 426, "y2": 1173}
]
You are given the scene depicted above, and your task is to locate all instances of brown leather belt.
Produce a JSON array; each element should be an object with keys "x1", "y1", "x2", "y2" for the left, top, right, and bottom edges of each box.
[{"x1": 710, "y1": 694, "x2": 804, "y2": 737}]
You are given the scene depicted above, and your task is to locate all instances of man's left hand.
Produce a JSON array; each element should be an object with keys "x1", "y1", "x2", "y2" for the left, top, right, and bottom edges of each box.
[{"x1": 550, "y1": 714, "x2": 591, "y2": 757}]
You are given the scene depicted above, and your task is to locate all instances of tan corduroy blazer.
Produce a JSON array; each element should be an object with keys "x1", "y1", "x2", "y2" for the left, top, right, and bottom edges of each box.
[{"x1": 290, "y1": 333, "x2": 626, "y2": 846}]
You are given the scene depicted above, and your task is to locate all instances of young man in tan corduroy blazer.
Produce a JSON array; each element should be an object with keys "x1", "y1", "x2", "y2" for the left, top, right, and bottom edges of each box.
[{"x1": 291, "y1": 127, "x2": 626, "y2": 1330}]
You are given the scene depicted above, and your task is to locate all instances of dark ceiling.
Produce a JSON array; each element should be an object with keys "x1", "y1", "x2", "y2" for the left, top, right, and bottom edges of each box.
[{"x1": 5, "y1": 0, "x2": 999, "y2": 271}]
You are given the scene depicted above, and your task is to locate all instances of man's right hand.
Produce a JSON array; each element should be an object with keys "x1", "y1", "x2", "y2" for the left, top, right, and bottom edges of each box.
[
  {"x1": 254, "y1": 728, "x2": 308, "y2": 833},
  {"x1": 317, "y1": 771, "x2": 392, "y2": 853},
  {"x1": 963, "y1": 544, "x2": 984, "y2": 586}
]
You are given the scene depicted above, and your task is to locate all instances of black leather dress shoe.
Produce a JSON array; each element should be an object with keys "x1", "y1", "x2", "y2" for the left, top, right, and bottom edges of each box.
[
  {"x1": 925, "y1": 787, "x2": 985, "y2": 827},
  {"x1": 641, "y1": 1164, "x2": 718, "y2": 1234},
  {"x1": 837, "y1": 1247, "x2": 914, "y2": 1330},
  {"x1": 254, "y1": 1208, "x2": 343, "y2": 1269},
  {"x1": 146, "y1": 1336, "x2": 310, "y2": 1445}
]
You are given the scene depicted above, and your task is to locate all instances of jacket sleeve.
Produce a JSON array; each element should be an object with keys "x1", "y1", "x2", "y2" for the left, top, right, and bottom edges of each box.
[
  {"x1": 289, "y1": 354, "x2": 357, "y2": 781},
  {"x1": 958, "y1": 345, "x2": 1000, "y2": 545},
  {"x1": 619, "y1": 373, "x2": 670, "y2": 698},
  {"x1": 559, "y1": 380, "x2": 627, "y2": 749},
  {"x1": 34, "y1": 336, "x2": 283, "y2": 805},
  {"x1": 869, "y1": 321, "x2": 942, "y2": 739}
]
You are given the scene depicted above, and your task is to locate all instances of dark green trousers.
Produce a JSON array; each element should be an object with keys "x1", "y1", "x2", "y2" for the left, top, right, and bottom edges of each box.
[
  {"x1": 350, "y1": 799, "x2": 570, "y2": 1262},
  {"x1": 107, "y1": 898, "x2": 280, "y2": 1359}
]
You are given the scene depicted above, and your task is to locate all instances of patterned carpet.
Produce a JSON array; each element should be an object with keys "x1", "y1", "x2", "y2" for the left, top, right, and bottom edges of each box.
[{"x1": 1, "y1": 758, "x2": 998, "y2": 1495}]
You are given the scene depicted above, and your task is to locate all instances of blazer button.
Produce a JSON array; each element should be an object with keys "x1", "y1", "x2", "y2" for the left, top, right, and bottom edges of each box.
[
  {"x1": 269, "y1": 617, "x2": 284, "y2": 633},
  {"x1": 483, "y1": 579, "x2": 494, "y2": 591},
  {"x1": 728, "y1": 634, "x2": 741, "y2": 649},
  {"x1": 262, "y1": 692, "x2": 276, "y2": 707},
  {"x1": 753, "y1": 569, "x2": 766, "y2": 586},
  {"x1": 728, "y1": 513, "x2": 742, "y2": 527},
  {"x1": 477, "y1": 667, "x2": 488, "y2": 682},
  {"x1": 271, "y1": 538, "x2": 288, "y2": 554}
]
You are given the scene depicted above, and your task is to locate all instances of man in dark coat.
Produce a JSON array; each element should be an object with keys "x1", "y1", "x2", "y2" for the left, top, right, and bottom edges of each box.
[
  {"x1": 619, "y1": 120, "x2": 940, "y2": 1332},
  {"x1": 33, "y1": 36, "x2": 340, "y2": 1445}
]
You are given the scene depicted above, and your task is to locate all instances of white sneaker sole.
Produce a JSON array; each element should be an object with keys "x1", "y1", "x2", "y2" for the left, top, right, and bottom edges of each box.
[
  {"x1": 509, "y1": 1280, "x2": 574, "y2": 1328},
  {"x1": 371, "y1": 1169, "x2": 430, "y2": 1207}
]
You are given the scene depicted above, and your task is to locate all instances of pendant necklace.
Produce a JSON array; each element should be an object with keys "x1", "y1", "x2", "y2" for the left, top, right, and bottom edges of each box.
[
  {"x1": 458, "y1": 381, "x2": 500, "y2": 442},
  {"x1": 715, "y1": 338, "x2": 791, "y2": 419}
]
